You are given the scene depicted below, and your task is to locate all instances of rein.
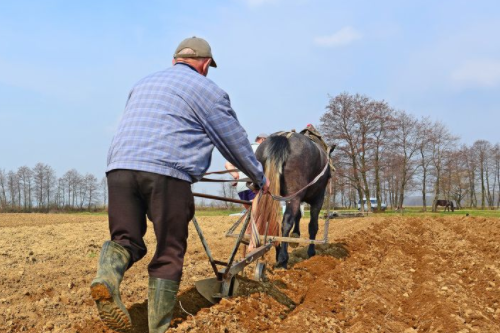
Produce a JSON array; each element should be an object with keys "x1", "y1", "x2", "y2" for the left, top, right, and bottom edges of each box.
[{"x1": 201, "y1": 168, "x2": 251, "y2": 183}]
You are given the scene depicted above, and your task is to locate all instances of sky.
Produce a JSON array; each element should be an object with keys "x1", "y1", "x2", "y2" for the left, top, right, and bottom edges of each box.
[{"x1": 1, "y1": 0, "x2": 499, "y2": 194}]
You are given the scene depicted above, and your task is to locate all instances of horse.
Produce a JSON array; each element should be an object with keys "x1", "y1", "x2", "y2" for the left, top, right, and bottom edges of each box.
[
  {"x1": 255, "y1": 132, "x2": 333, "y2": 269},
  {"x1": 435, "y1": 199, "x2": 455, "y2": 212}
]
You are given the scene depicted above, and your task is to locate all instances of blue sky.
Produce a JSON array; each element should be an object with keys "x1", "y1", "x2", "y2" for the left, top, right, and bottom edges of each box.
[{"x1": 1, "y1": 0, "x2": 499, "y2": 191}]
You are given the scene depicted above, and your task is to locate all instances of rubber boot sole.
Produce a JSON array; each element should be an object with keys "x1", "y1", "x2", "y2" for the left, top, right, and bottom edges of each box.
[{"x1": 90, "y1": 282, "x2": 132, "y2": 332}]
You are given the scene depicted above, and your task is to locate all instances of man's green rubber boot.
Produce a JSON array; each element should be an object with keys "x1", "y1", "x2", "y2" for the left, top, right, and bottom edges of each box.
[
  {"x1": 148, "y1": 277, "x2": 179, "y2": 333},
  {"x1": 90, "y1": 241, "x2": 132, "y2": 332}
]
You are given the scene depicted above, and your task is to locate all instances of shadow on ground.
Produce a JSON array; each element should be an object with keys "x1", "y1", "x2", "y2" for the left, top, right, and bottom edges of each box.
[{"x1": 287, "y1": 242, "x2": 349, "y2": 267}]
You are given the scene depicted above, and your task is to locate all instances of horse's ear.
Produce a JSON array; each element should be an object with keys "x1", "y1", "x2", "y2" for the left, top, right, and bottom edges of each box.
[{"x1": 329, "y1": 144, "x2": 336, "y2": 154}]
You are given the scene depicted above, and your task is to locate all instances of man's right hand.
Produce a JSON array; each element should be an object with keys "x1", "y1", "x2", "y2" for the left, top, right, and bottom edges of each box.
[{"x1": 261, "y1": 177, "x2": 270, "y2": 194}]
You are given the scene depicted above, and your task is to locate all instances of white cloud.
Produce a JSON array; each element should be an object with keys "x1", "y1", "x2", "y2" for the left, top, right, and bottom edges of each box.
[
  {"x1": 451, "y1": 60, "x2": 500, "y2": 88},
  {"x1": 314, "y1": 26, "x2": 362, "y2": 47}
]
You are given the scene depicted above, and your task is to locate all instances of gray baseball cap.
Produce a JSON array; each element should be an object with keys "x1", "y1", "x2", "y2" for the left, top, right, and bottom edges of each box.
[{"x1": 174, "y1": 36, "x2": 217, "y2": 68}]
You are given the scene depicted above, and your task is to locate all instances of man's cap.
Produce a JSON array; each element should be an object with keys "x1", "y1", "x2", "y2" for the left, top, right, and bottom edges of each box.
[
  {"x1": 257, "y1": 133, "x2": 268, "y2": 139},
  {"x1": 174, "y1": 36, "x2": 217, "y2": 68}
]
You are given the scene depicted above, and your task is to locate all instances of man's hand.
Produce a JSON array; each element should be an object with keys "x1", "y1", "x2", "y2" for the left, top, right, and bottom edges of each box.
[
  {"x1": 261, "y1": 177, "x2": 270, "y2": 194},
  {"x1": 231, "y1": 173, "x2": 239, "y2": 186}
]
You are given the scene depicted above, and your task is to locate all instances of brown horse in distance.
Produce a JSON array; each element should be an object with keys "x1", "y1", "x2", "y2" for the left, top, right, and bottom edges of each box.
[{"x1": 435, "y1": 200, "x2": 455, "y2": 212}]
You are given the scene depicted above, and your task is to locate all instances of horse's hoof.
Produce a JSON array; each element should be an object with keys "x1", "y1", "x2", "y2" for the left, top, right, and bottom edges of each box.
[
  {"x1": 307, "y1": 247, "x2": 316, "y2": 258},
  {"x1": 289, "y1": 233, "x2": 300, "y2": 248},
  {"x1": 274, "y1": 262, "x2": 288, "y2": 270}
]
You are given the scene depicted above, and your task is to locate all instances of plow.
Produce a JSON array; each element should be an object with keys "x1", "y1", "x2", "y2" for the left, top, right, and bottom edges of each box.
[{"x1": 191, "y1": 168, "x2": 332, "y2": 304}]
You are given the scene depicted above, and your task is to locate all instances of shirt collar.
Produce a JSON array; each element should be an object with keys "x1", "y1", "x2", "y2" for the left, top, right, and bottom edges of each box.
[{"x1": 175, "y1": 62, "x2": 198, "y2": 73}]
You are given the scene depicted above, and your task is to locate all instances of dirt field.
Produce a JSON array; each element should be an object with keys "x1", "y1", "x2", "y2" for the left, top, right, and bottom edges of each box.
[{"x1": 1, "y1": 213, "x2": 499, "y2": 333}]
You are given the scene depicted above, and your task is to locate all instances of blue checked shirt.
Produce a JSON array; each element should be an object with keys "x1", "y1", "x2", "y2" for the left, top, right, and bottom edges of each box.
[{"x1": 107, "y1": 63, "x2": 266, "y2": 187}]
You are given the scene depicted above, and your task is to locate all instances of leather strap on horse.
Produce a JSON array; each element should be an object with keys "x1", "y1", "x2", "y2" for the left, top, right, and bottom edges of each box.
[{"x1": 200, "y1": 177, "x2": 251, "y2": 183}]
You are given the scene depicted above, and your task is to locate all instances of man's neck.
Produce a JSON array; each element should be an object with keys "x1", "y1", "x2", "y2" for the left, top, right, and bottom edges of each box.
[{"x1": 175, "y1": 61, "x2": 198, "y2": 73}]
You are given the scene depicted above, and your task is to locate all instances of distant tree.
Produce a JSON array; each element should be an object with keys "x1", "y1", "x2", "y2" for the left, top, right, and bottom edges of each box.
[
  {"x1": 0, "y1": 169, "x2": 7, "y2": 209},
  {"x1": 100, "y1": 177, "x2": 108, "y2": 208},
  {"x1": 17, "y1": 166, "x2": 33, "y2": 211},
  {"x1": 84, "y1": 173, "x2": 99, "y2": 210},
  {"x1": 493, "y1": 144, "x2": 500, "y2": 208},
  {"x1": 472, "y1": 140, "x2": 496, "y2": 209},
  {"x1": 62, "y1": 169, "x2": 81, "y2": 208},
  {"x1": 392, "y1": 111, "x2": 421, "y2": 209},
  {"x1": 33, "y1": 163, "x2": 46, "y2": 209},
  {"x1": 371, "y1": 101, "x2": 395, "y2": 211},
  {"x1": 321, "y1": 93, "x2": 368, "y2": 211},
  {"x1": 430, "y1": 122, "x2": 457, "y2": 212},
  {"x1": 44, "y1": 165, "x2": 56, "y2": 210},
  {"x1": 7, "y1": 171, "x2": 18, "y2": 209},
  {"x1": 219, "y1": 181, "x2": 237, "y2": 210},
  {"x1": 416, "y1": 117, "x2": 433, "y2": 211}
]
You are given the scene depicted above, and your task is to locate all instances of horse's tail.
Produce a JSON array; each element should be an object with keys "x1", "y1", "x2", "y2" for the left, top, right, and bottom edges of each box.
[
  {"x1": 249, "y1": 136, "x2": 290, "y2": 250},
  {"x1": 260, "y1": 135, "x2": 291, "y2": 175}
]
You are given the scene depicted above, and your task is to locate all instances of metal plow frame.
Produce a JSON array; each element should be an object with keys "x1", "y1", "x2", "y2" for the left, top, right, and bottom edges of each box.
[
  {"x1": 225, "y1": 213, "x2": 331, "y2": 246},
  {"x1": 192, "y1": 212, "x2": 273, "y2": 304}
]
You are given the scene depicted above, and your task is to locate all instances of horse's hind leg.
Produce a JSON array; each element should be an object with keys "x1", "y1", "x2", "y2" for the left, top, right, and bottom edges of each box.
[
  {"x1": 307, "y1": 191, "x2": 326, "y2": 258},
  {"x1": 276, "y1": 199, "x2": 301, "y2": 269},
  {"x1": 289, "y1": 202, "x2": 303, "y2": 248}
]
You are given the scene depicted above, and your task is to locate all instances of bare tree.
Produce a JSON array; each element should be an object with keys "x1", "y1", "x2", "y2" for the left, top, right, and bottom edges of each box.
[
  {"x1": 84, "y1": 173, "x2": 99, "y2": 211},
  {"x1": 430, "y1": 123, "x2": 458, "y2": 212},
  {"x1": 0, "y1": 169, "x2": 8, "y2": 209},
  {"x1": 392, "y1": 111, "x2": 421, "y2": 209},
  {"x1": 44, "y1": 165, "x2": 56, "y2": 211},
  {"x1": 17, "y1": 166, "x2": 33, "y2": 211},
  {"x1": 321, "y1": 93, "x2": 368, "y2": 211},
  {"x1": 7, "y1": 171, "x2": 19, "y2": 209},
  {"x1": 473, "y1": 140, "x2": 492, "y2": 209},
  {"x1": 100, "y1": 176, "x2": 108, "y2": 208},
  {"x1": 62, "y1": 169, "x2": 81, "y2": 209},
  {"x1": 416, "y1": 117, "x2": 433, "y2": 211},
  {"x1": 33, "y1": 163, "x2": 46, "y2": 209},
  {"x1": 443, "y1": 148, "x2": 469, "y2": 209},
  {"x1": 371, "y1": 101, "x2": 395, "y2": 211},
  {"x1": 219, "y1": 181, "x2": 237, "y2": 210},
  {"x1": 463, "y1": 145, "x2": 478, "y2": 207}
]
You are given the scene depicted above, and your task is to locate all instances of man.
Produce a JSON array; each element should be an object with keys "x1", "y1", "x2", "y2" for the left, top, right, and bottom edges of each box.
[
  {"x1": 90, "y1": 36, "x2": 270, "y2": 333},
  {"x1": 224, "y1": 133, "x2": 267, "y2": 212}
]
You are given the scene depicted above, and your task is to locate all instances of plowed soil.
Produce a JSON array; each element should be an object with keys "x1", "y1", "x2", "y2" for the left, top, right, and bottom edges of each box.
[{"x1": 1, "y1": 213, "x2": 499, "y2": 333}]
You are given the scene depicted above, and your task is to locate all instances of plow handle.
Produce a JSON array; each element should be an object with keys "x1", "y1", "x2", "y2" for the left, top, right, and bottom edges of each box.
[{"x1": 192, "y1": 192, "x2": 252, "y2": 206}]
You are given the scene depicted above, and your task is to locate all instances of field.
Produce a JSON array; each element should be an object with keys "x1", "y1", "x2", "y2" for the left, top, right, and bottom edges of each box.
[{"x1": 1, "y1": 212, "x2": 500, "y2": 333}]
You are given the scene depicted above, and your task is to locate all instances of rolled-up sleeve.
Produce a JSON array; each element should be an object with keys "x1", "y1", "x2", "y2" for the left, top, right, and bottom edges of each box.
[{"x1": 201, "y1": 93, "x2": 266, "y2": 187}]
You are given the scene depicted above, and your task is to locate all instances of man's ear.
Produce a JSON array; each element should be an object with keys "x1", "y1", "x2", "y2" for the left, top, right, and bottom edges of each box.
[
  {"x1": 202, "y1": 59, "x2": 211, "y2": 76},
  {"x1": 172, "y1": 59, "x2": 176, "y2": 66}
]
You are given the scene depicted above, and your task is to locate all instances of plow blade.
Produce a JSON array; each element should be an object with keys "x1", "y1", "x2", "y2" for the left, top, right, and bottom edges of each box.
[{"x1": 195, "y1": 277, "x2": 240, "y2": 304}]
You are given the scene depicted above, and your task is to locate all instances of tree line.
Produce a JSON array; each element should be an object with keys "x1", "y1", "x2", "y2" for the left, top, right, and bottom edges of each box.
[
  {"x1": 0, "y1": 164, "x2": 107, "y2": 212},
  {"x1": 320, "y1": 92, "x2": 500, "y2": 211},
  {"x1": 2, "y1": 93, "x2": 499, "y2": 213}
]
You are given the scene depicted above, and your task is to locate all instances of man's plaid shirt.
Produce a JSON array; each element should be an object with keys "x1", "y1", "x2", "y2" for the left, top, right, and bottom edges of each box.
[{"x1": 107, "y1": 63, "x2": 265, "y2": 186}]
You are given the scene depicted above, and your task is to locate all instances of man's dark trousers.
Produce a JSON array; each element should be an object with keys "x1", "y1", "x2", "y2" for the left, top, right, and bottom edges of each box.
[{"x1": 107, "y1": 169, "x2": 194, "y2": 282}]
